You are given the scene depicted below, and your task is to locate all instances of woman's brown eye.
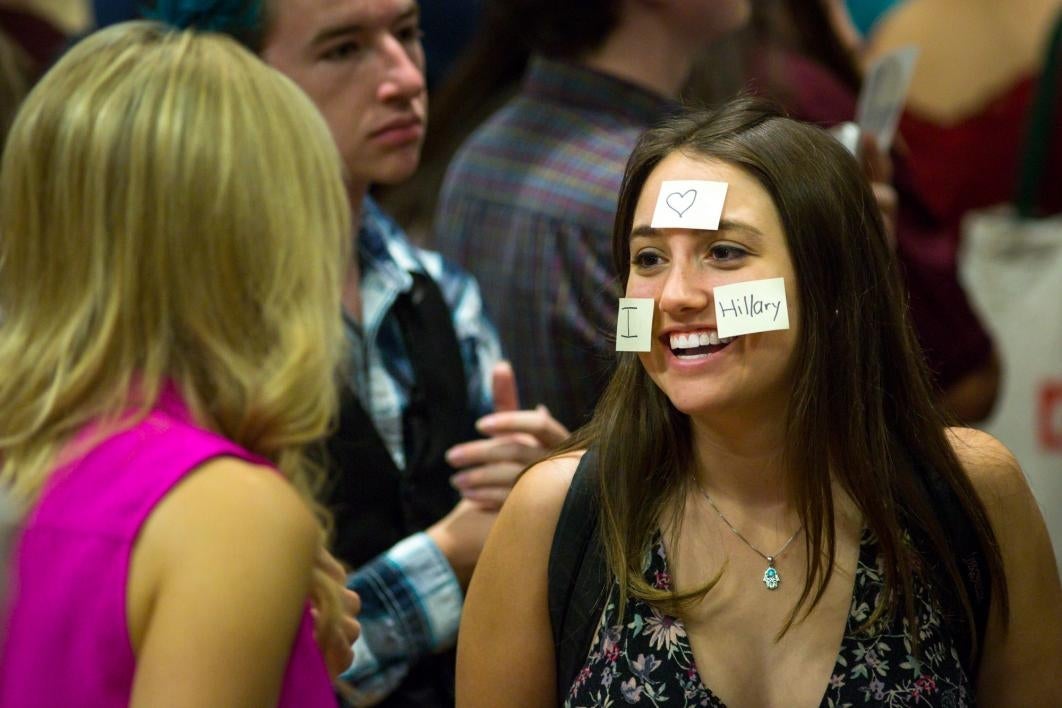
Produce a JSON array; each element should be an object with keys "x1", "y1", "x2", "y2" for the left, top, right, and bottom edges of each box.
[{"x1": 710, "y1": 245, "x2": 748, "y2": 261}]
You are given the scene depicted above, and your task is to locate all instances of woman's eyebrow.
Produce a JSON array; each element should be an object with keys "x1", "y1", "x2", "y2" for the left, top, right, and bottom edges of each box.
[
  {"x1": 629, "y1": 224, "x2": 660, "y2": 239},
  {"x1": 629, "y1": 221, "x2": 766, "y2": 243},
  {"x1": 717, "y1": 219, "x2": 766, "y2": 244}
]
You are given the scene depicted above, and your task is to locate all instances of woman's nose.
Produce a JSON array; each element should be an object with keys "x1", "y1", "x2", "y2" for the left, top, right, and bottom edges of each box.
[{"x1": 657, "y1": 263, "x2": 710, "y2": 315}]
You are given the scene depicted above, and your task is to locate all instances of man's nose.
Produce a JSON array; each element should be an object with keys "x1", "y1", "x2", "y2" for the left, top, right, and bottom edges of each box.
[{"x1": 377, "y1": 36, "x2": 425, "y2": 103}]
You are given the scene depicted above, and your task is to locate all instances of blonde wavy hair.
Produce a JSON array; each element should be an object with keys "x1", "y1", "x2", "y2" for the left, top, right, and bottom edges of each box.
[{"x1": 0, "y1": 20, "x2": 350, "y2": 618}]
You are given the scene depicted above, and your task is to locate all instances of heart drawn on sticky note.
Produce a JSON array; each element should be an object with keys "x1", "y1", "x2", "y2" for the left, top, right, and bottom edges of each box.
[{"x1": 665, "y1": 189, "x2": 697, "y2": 218}]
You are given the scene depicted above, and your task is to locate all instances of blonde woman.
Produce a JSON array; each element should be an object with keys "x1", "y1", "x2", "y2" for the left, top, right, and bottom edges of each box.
[{"x1": 0, "y1": 22, "x2": 353, "y2": 706}]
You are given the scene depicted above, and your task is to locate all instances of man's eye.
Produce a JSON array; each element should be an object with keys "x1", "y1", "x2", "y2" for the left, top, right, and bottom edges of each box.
[
  {"x1": 396, "y1": 25, "x2": 424, "y2": 44},
  {"x1": 322, "y1": 41, "x2": 360, "y2": 61}
]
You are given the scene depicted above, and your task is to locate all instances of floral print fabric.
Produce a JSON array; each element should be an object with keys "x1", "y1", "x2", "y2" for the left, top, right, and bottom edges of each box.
[{"x1": 565, "y1": 531, "x2": 973, "y2": 707}]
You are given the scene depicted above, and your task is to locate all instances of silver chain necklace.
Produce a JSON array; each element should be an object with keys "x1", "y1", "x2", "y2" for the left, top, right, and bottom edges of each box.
[{"x1": 696, "y1": 485, "x2": 803, "y2": 591}]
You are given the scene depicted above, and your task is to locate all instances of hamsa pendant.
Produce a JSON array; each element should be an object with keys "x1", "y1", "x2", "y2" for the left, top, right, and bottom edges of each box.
[{"x1": 762, "y1": 558, "x2": 781, "y2": 590}]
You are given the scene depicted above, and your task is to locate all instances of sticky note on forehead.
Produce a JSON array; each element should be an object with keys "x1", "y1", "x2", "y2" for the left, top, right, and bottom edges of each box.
[
  {"x1": 616, "y1": 298, "x2": 654, "y2": 352},
  {"x1": 650, "y1": 180, "x2": 728, "y2": 230},
  {"x1": 714, "y1": 277, "x2": 790, "y2": 338}
]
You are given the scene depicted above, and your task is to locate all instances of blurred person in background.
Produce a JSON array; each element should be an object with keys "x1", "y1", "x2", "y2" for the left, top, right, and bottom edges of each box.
[
  {"x1": 0, "y1": 0, "x2": 90, "y2": 35},
  {"x1": 868, "y1": 0, "x2": 1062, "y2": 218},
  {"x1": 0, "y1": 1, "x2": 69, "y2": 145},
  {"x1": 0, "y1": 28, "x2": 31, "y2": 145},
  {"x1": 845, "y1": 0, "x2": 902, "y2": 37}
]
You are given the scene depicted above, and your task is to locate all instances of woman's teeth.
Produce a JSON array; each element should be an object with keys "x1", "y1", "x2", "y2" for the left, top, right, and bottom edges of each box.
[{"x1": 669, "y1": 331, "x2": 735, "y2": 350}]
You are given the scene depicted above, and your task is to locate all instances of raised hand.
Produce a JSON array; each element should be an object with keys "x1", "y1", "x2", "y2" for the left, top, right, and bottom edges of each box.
[{"x1": 445, "y1": 361, "x2": 569, "y2": 510}]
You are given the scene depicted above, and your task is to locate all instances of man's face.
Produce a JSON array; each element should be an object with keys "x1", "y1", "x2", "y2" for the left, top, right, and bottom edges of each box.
[{"x1": 261, "y1": 0, "x2": 427, "y2": 193}]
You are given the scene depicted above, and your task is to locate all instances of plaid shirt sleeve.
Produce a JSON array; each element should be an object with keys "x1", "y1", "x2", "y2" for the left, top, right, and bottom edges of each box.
[{"x1": 338, "y1": 533, "x2": 463, "y2": 705}]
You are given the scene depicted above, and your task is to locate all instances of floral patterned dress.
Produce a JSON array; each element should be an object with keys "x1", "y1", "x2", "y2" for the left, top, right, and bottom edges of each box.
[{"x1": 565, "y1": 530, "x2": 973, "y2": 707}]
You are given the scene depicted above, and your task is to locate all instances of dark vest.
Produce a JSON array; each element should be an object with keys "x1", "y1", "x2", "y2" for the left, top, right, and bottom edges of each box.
[{"x1": 324, "y1": 272, "x2": 478, "y2": 707}]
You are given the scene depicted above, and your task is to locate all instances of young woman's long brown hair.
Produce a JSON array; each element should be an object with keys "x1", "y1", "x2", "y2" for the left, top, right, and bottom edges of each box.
[{"x1": 560, "y1": 97, "x2": 1007, "y2": 662}]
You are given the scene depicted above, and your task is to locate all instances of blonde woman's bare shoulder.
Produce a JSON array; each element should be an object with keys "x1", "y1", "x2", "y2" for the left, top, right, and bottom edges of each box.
[
  {"x1": 133, "y1": 456, "x2": 319, "y2": 589},
  {"x1": 187, "y1": 457, "x2": 314, "y2": 511},
  {"x1": 127, "y1": 456, "x2": 325, "y2": 705}
]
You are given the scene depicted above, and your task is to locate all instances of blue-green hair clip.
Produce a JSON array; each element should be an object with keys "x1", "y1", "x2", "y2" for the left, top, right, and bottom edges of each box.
[{"x1": 144, "y1": 0, "x2": 265, "y2": 49}]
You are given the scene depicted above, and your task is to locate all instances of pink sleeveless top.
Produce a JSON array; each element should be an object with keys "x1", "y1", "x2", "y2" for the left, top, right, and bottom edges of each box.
[{"x1": 0, "y1": 393, "x2": 336, "y2": 707}]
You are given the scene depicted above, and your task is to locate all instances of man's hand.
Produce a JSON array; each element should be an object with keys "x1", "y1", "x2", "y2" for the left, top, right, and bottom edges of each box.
[
  {"x1": 426, "y1": 499, "x2": 498, "y2": 588},
  {"x1": 446, "y1": 361, "x2": 569, "y2": 510},
  {"x1": 311, "y1": 548, "x2": 362, "y2": 680}
]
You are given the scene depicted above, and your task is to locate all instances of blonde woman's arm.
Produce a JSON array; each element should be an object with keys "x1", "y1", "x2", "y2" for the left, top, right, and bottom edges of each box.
[
  {"x1": 949, "y1": 428, "x2": 1062, "y2": 705},
  {"x1": 126, "y1": 458, "x2": 322, "y2": 707},
  {"x1": 456, "y1": 452, "x2": 582, "y2": 707}
]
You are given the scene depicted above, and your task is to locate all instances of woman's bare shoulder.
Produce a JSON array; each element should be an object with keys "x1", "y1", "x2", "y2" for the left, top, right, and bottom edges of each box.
[
  {"x1": 944, "y1": 427, "x2": 1025, "y2": 504},
  {"x1": 944, "y1": 426, "x2": 1055, "y2": 582},
  {"x1": 520, "y1": 451, "x2": 584, "y2": 494},
  {"x1": 945, "y1": 431, "x2": 1062, "y2": 701},
  {"x1": 504, "y1": 450, "x2": 585, "y2": 533}
]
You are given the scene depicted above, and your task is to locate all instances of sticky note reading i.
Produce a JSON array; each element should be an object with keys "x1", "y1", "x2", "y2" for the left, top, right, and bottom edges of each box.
[
  {"x1": 714, "y1": 278, "x2": 790, "y2": 338},
  {"x1": 650, "y1": 180, "x2": 728, "y2": 230},
  {"x1": 616, "y1": 298, "x2": 654, "y2": 352}
]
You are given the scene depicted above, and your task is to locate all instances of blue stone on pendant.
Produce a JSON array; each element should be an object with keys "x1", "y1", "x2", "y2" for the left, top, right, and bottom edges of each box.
[{"x1": 762, "y1": 560, "x2": 781, "y2": 590}]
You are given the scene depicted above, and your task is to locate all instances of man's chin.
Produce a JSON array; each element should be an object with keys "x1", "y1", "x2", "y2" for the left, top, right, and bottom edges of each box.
[
  {"x1": 373, "y1": 166, "x2": 419, "y2": 187},
  {"x1": 351, "y1": 146, "x2": 423, "y2": 189}
]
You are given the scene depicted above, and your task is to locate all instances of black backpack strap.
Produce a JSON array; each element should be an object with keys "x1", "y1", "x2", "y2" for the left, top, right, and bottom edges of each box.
[
  {"x1": 548, "y1": 448, "x2": 608, "y2": 704},
  {"x1": 912, "y1": 461, "x2": 991, "y2": 680}
]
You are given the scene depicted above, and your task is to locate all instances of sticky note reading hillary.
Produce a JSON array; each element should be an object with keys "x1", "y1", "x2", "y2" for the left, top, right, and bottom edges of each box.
[
  {"x1": 714, "y1": 278, "x2": 790, "y2": 339},
  {"x1": 616, "y1": 298, "x2": 654, "y2": 352},
  {"x1": 651, "y1": 180, "x2": 728, "y2": 230}
]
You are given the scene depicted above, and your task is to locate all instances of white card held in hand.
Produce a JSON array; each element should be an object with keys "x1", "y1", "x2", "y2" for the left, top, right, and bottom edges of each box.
[
  {"x1": 829, "y1": 121, "x2": 861, "y2": 156},
  {"x1": 714, "y1": 277, "x2": 790, "y2": 338},
  {"x1": 650, "y1": 180, "x2": 728, "y2": 230},
  {"x1": 856, "y1": 46, "x2": 919, "y2": 152},
  {"x1": 615, "y1": 298, "x2": 654, "y2": 352}
]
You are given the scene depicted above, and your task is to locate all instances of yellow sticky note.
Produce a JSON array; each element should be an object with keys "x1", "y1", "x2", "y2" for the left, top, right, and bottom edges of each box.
[
  {"x1": 616, "y1": 298, "x2": 654, "y2": 352},
  {"x1": 714, "y1": 278, "x2": 789, "y2": 338}
]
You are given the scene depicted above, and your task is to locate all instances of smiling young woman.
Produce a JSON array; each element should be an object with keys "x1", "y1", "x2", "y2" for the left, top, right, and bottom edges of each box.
[
  {"x1": 626, "y1": 153, "x2": 800, "y2": 424},
  {"x1": 455, "y1": 97, "x2": 1060, "y2": 707}
]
